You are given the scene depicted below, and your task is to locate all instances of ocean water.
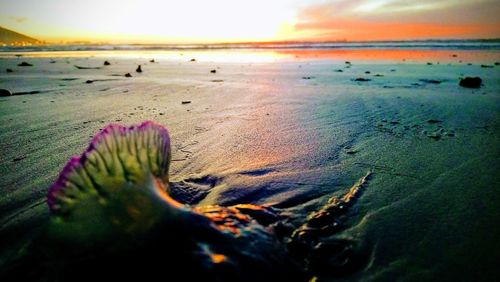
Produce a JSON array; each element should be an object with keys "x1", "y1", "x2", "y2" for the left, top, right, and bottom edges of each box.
[{"x1": 1, "y1": 39, "x2": 500, "y2": 52}]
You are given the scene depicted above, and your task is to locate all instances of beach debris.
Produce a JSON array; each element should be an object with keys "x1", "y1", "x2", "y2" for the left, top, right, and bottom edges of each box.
[
  {"x1": 353, "y1": 78, "x2": 371, "y2": 82},
  {"x1": 427, "y1": 132, "x2": 441, "y2": 140},
  {"x1": 365, "y1": 71, "x2": 371, "y2": 74},
  {"x1": 211, "y1": 79, "x2": 224, "y2": 82},
  {"x1": 346, "y1": 149, "x2": 358, "y2": 155},
  {"x1": 125, "y1": 73, "x2": 132, "y2": 77},
  {"x1": 40, "y1": 120, "x2": 373, "y2": 280},
  {"x1": 480, "y1": 64, "x2": 494, "y2": 68},
  {"x1": 86, "y1": 80, "x2": 94, "y2": 84},
  {"x1": 190, "y1": 58, "x2": 196, "y2": 62},
  {"x1": 104, "y1": 61, "x2": 111, "y2": 66},
  {"x1": 6, "y1": 68, "x2": 13, "y2": 73},
  {"x1": 334, "y1": 69, "x2": 343, "y2": 72},
  {"x1": 136, "y1": 65, "x2": 142, "y2": 72},
  {"x1": 0, "y1": 89, "x2": 12, "y2": 97},
  {"x1": 74, "y1": 65, "x2": 102, "y2": 70},
  {"x1": 451, "y1": 54, "x2": 458, "y2": 57},
  {"x1": 50, "y1": 60, "x2": 56, "y2": 63},
  {"x1": 426, "y1": 62, "x2": 433, "y2": 65},
  {"x1": 11, "y1": 90, "x2": 41, "y2": 95},
  {"x1": 302, "y1": 76, "x2": 314, "y2": 80},
  {"x1": 12, "y1": 155, "x2": 27, "y2": 162},
  {"x1": 419, "y1": 79, "x2": 442, "y2": 84},
  {"x1": 150, "y1": 59, "x2": 155, "y2": 63},
  {"x1": 18, "y1": 62, "x2": 33, "y2": 66},
  {"x1": 345, "y1": 61, "x2": 351, "y2": 65},
  {"x1": 374, "y1": 74, "x2": 384, "y2": 77},
  {"x1": 210, "y1": 69, "x2": 216, "y2": 73},
  {"x1": 15, "y1": 54, "x2": 23, "y2": 58},
  {"x1": 181, "y1": 101, "x2": 192, "y2": 104},
  {"x1": 459, "y1": 77, "x2": 482, "y2": 88},
  {"x1": 427, "y1": 119, "x2": 442, "y2": 124}
]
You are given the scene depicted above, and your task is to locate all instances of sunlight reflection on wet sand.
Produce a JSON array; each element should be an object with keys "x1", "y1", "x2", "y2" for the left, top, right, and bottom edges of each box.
[{"x1": 1, "y1": 48, "x2": 498, "y2": 63}]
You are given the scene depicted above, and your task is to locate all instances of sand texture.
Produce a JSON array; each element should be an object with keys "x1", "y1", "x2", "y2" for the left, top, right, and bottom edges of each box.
[{"x1": 1, "y1": 50, "x2": 499, "y2": 280}]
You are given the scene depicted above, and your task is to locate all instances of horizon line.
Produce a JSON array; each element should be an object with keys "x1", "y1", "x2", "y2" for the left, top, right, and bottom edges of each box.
[{"x1": 6, "y1": 37, "x2": 500, "y2": 46}]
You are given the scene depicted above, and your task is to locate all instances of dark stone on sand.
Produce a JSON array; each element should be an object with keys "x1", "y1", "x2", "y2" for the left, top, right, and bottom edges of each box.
[
  {"x1": 374, "y1": 74, "x2": 384, "y2": 77},
  {"x1": 211, "y1": 80, "x2": 224, "y2": 82},
  {"x1": 480, "y1": 64, "x2": 494, "y2": 68},
  {"x1": 12, "y1": 90, "x2": 41, "y2": 95},
  {"x1": 452, "y1": 54, "x2": 457, "y2": 57},
  {"x1": 427, "y1": 119, "x2": 442, "y2": 124},
  {"x1": 86, "y1": 80, "x2": 94, "y2": 84},
  {"x1": 459, "y1": 77, "x2": 482, "y2": 88},
  {"x1": 427, "y1": 133, "x2": 441, "y2": 140},
  {"x1": 419, "y1": 79, "x2": 442, "y2": 84},
  {"x1": 190, "y1": 58, "x2": 196, "y2": 62},
  {"x1": 345, "y1": 61, "x2": 351, "y2": 64},
  {"x1": 354, "y1": 78, "x2": 371, "y2": 82},
  {"x1": 12, "y1": 155, "x2": 26, "y2": 162},
  {"x1": 426, "y1": 62, "x2": 433, "y2": 65},
  {"x1": 390, "y1": 69, "x2": 396, "y2": 72},
  {"x1": 365, "y1": 71, "x2": 371, "y2": 74},
  {"x1": 182, "y1": 101, "x2": 191, "y2": 104},
  {"x1": 0, "y1": 89, "x2": 12, "y2": 97},
  {"x1": 334, "y1": 69, "x2": 343, "y2": 72},
  {"x1": 210, "y1": 69, "x2": 216, "y2": 73},
  {"x1": 75, "y1": 65, "x2": 101, "y2": 70},
  {"x1": 125, "y1": 73, "x2": 132, "y2": 77},
  {"x1": 13, "y1": 155, "x2": 26, "y2": 162},
  {"x1": 150, "y1": 59, "x2": 155, "y2": 63},
  {"x1": 18, "y1": 62, "x2": 33, "y2": 67},
  {"x1": 302, "y1": 76, "x2": 314, "y2": 80},
  {"x1": 6, "y1": 68, "x2": 13, "y2": 73},
  {"x1": 104, "y1": 61, "x2": 111, "y2": 66},
  {"x1": 136, "y1": 65, "x2": 142, "y2": 72}
]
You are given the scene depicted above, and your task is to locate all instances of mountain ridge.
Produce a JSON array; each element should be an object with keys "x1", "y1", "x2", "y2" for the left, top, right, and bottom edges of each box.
[{"x1": 0, "y1": 26, "x2": 40, "y2": 45}]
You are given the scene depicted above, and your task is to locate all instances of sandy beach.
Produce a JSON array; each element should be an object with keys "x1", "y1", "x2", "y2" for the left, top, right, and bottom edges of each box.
[{"x1": 1, "y1": 48, "x2": 499, "y2": 280}]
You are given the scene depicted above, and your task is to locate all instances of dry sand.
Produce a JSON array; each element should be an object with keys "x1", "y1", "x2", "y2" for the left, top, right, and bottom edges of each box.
[{"x1": 0, "y1": 49, "x2": 499, "y2": 280}]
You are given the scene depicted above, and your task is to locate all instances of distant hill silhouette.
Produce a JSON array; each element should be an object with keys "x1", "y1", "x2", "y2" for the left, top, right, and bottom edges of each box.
[{"x1": 0, "y1": 26, "x2": 40, "y2": 45}]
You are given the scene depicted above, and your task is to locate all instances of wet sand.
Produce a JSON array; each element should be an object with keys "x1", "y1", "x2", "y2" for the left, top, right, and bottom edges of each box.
[{"x1": 0, "y1": 49, "x2": 499, "y2": 280}]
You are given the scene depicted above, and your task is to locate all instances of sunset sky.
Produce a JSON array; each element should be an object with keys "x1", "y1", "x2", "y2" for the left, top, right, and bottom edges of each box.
[{"x1": 0, "y1": 0, "x2": 499, "y2": 43}]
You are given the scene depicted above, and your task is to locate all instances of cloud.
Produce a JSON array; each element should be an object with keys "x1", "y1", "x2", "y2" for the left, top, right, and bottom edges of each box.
[
  {"x1": 9, "y1": 16, "x2": 28, "y2": 23},
  {"x1": 293, "y1": 0, "x2": 500, "y2": 40}
]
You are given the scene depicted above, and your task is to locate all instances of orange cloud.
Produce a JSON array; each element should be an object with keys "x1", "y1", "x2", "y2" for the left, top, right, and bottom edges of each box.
[
  {"x1": 294, "y1": 1, "x2": 500, "y2": 41},
  {"x1": 295, "y1": 20, "x2": 499, "y2": 41}
]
